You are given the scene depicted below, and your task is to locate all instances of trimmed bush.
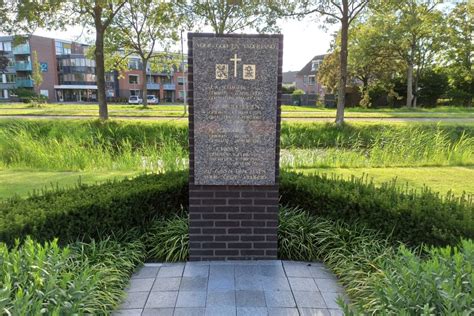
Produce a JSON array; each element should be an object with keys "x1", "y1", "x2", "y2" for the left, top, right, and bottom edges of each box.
[
  {"x1": 280, "y1": 172, "x2": 474, "y2": 246},
  {"x1": 0, "y1": 171, "x2": 188, "y2": 245}
]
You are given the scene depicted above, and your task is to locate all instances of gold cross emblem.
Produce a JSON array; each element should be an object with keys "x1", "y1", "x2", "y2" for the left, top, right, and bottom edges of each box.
[{"x1": 230, "y1": 54, "x2": 241, "y2": 78}]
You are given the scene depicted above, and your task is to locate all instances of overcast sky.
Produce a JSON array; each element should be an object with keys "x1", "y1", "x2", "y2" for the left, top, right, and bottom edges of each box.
[{"x1": 17, "y1": 15, "x2": 338, "y2": 72}]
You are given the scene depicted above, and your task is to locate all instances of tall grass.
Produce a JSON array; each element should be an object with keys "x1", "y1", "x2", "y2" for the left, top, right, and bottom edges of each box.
[{"x1": 0, "y1": 120, "x2": 472, "y2": 171}]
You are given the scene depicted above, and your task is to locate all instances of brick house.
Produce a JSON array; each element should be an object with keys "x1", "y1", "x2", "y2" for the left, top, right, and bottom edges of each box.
[{"x1": 295, "y1": 54, "x2": 326, "y2": 95}]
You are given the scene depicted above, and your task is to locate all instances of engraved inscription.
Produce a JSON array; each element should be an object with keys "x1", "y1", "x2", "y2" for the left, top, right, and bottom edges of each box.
[{"x1": 193, "y1": 37, "x2": 280, "y2": 185}]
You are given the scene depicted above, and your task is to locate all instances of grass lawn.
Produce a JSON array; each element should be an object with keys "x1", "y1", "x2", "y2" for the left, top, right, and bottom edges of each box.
[
  {"x1": 1, "y1": 103, "x2": 474, "y2": 118},
  {"x1": 0, "y1": 169, "x2": 142, "y2": 199},
  {"x1": 290, "y1": 166, "x2": 474, "y2": 196}
]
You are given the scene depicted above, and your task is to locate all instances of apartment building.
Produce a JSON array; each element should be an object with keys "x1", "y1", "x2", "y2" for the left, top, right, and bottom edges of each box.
[{"x1": 0, "y1": 35, "x2": 185, "y2": 103}]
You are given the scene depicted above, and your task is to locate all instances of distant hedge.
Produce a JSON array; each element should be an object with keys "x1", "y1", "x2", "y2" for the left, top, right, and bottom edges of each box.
[
  {"x1": 1, "y1": 171, "x2": 472, "y2": 247},
  {"x1": 280, "y1": 172, "x2": 474, "y2": 247},
  {"x1": 0, "y1": 171, "x2": 187, "y2": 245}
]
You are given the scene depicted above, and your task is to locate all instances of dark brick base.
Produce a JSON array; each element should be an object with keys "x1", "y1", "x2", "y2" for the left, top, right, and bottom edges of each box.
[{"x1": 189, "y1": 184, "x2": 279, "y2": 261}]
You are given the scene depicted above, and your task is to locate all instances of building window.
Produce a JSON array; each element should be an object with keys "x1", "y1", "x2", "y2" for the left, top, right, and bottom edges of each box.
[
  {"x1": 128, "y1": 58, "x2": 141, "y2": 70},
  {"x1": 129, "y1": 75, "x2": 139, "y2": 84},
  {"x1": 177, "y1": 77, "x2": 185, "y2": 85},
  {"x1": 311, "y1": 60, "x2": 322, "y2": 72},
  {"x1": 130, "y1": 89, "x2": 140, "y2": 96},
  {"x1": 1, "y1": 42, "x2": 12, "y2": 51},
  {"x1": 5, "y1": 74, "x2": 16, "y2": 83},
  {"x1": 308, "y1": 75, "x2": 316, "y2": 85}
]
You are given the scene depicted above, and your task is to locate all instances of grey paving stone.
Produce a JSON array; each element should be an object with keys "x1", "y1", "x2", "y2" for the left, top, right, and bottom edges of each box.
[
  {"x1": 321, "y1": 292, "x2": 347, "y2": 309},
  {"x1": 267, "y1": 308, "x2": 299, "y2": 316},
  {"x1": 112, "y1": 309, "x2": 143, "y2": 316},
  {"x1": 180, "y1": 277, "x2": 208, "y2": 291},
  {"x1": 308, "y1": 266, "x2": 336, "y2": 279},
  {"x1": 236, "y1": 290, "x2": 266, "y2": 307},
  {"x1": 260, "y1": 276, "x2": 291, "y2": 291},
  {"x1": 288, "y1": 277, "x2": 318, "y2": 291},
  {"x1": 313, "y1": 278, "x2": 344, "y2": 293},
  {"x1": 175, "y1": 291, "x2": 207, "y2": 307},
  {"x1": 264, "y1": 291, "x2": 296, "y2": 308},
  {"x1": 151, "y1": 277, "x2": 181, "y2": 291},
  {"x1": 298, "y1": 308, "x2": 331, "y2": 316},
  {"x1": 120, "y1": 291, "x2": 149, "y2": 309},
  {"x1": 236, "y1": 307, "x2": 268, "y2": 316},
  {"x1": 141, "y1": 308, "x2": 174, "y2": 316},
  {"x1": 157, "y1": 265, "x2": 184, "y2": 278},
  {"x1": 210, "y1": 264, "x2": 235, "y2": 276},
  {"x1": 282, "y1": 262, "x2": 312, "y2": 277},
  {"x1": 235, "y1": 275, "x2": 263, "y2": 290},
  {"x1": 293, "y1": 291, "x2": 327, "y2": 309},
  {"x1": 259, "y1": 264, "x2": 286, "y2": 277},
  {"x1": 145, "y1": 291, "x2": 178, "y2": 308},
  {"x1": 205, "y1": 307, "x2": 236, "y2": 316},
  {"x1": 329, "y1": 309, "x2": 344, "y2": 316},
  {"x1": 131, "y1": 266, "x2": 159, "y2": 279},
  {"x1": 127, "y1": 278, "x2": 155, "y2": 293},
  {"x1": 235, "y1": 265, "x2": 260, "y2": 276},
  {"x1": 206, "y1": 290, "x2": 236, "y2": 307},
  {"x1": 184, "y1": 264, "x2": 209, "y2": 277},
  {"x1": 208, "y1": 273, "x2": 235, "y2": 290},
  {"x1": 174, "y1": 307, "x2": 206, "y2": 316}
]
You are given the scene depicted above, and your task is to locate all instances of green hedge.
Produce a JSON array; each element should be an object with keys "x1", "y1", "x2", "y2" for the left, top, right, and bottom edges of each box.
[
  {"x1": 280, "y1": 172, "x2": 474, "y2": 247},
  {"x1": 1, "y1": 170, "x2": 472, "y2": 247},
  {"x1": 0, "y1": 171, "x2": 188, "y2": 245}
]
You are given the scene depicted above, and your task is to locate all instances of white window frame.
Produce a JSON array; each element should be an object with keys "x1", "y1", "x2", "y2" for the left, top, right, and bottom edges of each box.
[{"x1": 128, "y1": 74, "x2": 139, "y2": 84}]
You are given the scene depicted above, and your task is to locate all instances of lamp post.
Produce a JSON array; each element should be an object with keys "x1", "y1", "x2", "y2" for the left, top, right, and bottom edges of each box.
[{"x1": 180, "y1": 29, "x2": 187, "y2": 115}]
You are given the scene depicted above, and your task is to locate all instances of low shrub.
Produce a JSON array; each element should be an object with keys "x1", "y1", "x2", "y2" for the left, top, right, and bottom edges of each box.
[
  {"x1": 280, "y1": 172, "x2": 474, "y2": 246},
  {"x1": 279, "y1": 207, "x2": 474, "y2": 314},
  {"x1": 0, "y1": 236, "x2": 144, "y2": 315},
  {"x1": 145, "y1": 212, "x2": 189, "y2": 262},
  {"x1": 0, "y1": 171, "x2": 188, "y2": 245}
]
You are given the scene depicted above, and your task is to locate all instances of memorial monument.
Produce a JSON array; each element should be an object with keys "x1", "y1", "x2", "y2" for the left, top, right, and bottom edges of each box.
[{"x1": 188, "y1": 33, "x2": 283, "y2": 260}]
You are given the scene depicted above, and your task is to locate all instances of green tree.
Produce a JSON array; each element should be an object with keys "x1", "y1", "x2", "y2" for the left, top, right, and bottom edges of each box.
[
  {"x1": 31, "y1": 50, "x2": 43, "y2": 90},
  {"x1": 372, "y1": 0, "x2": 444, "y2": 107},
  {"x1": 282, "y1": 0, "x2": 369, "y2": 124},
  {"x1": 442, "y1": 2, "x2": 473, "y2": 107},
  {"x1": 2, "y1": 0, "x2": 127, "y2": 120},
  {"x1": 106, "y1": 0, "x2": 184, "y2": 107},
  {"x1": 180, "y1": 0, "x2": 280, "y2": 34}
]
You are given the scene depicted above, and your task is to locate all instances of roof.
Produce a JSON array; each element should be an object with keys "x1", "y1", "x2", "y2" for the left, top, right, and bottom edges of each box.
[
  {"x1": 297, "y1": 54, "x2": 326, "y2": 76},
  {"x1": 282, "y1": 71, "x2": 298, "y2": 84}
]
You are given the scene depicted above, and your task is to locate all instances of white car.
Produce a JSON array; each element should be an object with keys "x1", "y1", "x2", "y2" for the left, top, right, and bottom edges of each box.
[
  {"x1": 146, "y1": 95, "x2": 159, "y2": 104},
  {"x1": 128, "y1": 96, "x2": 142, "y2": 104}
]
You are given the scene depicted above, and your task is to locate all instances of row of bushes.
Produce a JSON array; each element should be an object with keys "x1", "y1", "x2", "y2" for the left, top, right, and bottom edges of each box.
[
  {"x1": 1, "y1": 171, "x2": 472, "y2": 247},
  {"x1": 0, "y1": 236, "x2": 144, "y2": 315},
  {"x1": 0, "y1": 171, "x2": 187, "y2": 245},
  {"x1": 280, "y1": 172, "x2": 474, "y2": 247}
]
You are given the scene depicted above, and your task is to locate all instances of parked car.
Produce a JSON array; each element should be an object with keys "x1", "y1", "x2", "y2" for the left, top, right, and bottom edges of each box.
[
  {"x1": 146, "y1": 95, "x2": 159, "y2": 104},
  {"x1": 128, "y1": 96, "x2": 142, "y2": 104}
]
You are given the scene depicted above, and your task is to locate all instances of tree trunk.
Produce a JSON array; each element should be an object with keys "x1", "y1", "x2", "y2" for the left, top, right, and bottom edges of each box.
[
  {"x1": 406, "y1": 53, "x2": 414, "y2": 108},
  {"x1": 335, "y1": 9, "x2": 349, "y2": 125},
  {"x1": 95, "y1": 27, "x2": 108, "y2": 120},
  {"x1": 142, "y1": 58, "x2": 148, "y2": 108}
]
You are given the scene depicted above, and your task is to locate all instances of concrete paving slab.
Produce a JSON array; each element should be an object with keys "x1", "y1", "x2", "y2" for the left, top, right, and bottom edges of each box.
[{"x1": 115, "y1": 261, "x2": 347, "y2": 315}]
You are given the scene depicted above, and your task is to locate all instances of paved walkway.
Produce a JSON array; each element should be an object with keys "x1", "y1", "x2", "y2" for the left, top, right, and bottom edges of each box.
[{"x1": 114, "y1": 260, "x2": 347, "y2": 316}]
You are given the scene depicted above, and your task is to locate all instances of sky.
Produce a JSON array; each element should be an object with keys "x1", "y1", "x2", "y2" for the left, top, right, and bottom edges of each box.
[{"x1": 27, "y1": 15, "x2": 338, "y2": 73}]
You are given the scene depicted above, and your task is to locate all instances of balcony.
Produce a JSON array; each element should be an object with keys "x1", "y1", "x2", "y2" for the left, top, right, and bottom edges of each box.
[
  {"x1": 16, "y1": 78, "x2": 34, "y2": 88},
  {"x1": 147, "y1": 83, "x2": 160, "y2": 90},
  {"x1": 15, "y1": 61, "x2": 32, "y2": 71},
  {"x1": 13, "y1": 44, "x2": 30, "y2": 55},
  {"x1": 163, "y1": 83, "x2": 175, "y2": 90}
]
